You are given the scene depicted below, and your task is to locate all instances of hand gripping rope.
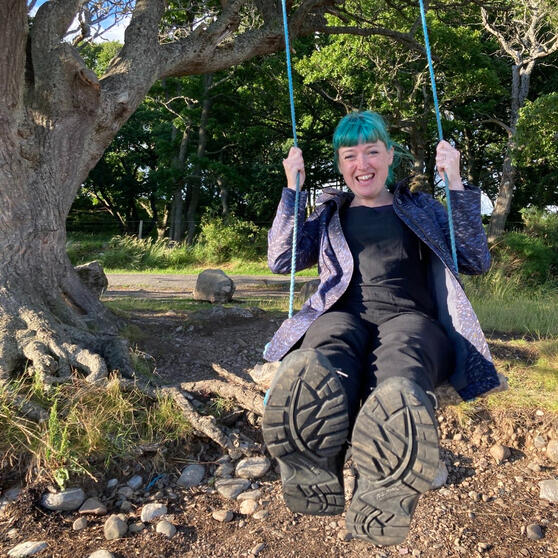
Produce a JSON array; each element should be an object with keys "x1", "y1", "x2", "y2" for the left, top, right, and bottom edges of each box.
[{"x1": 280, "y1": 0, "x2": 459, "y2": 319}]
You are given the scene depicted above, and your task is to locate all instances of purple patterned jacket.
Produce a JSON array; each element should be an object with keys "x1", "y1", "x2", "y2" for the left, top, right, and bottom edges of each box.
[{"x1": 263, "y1": 180, "x2": 501, "y2": 401}]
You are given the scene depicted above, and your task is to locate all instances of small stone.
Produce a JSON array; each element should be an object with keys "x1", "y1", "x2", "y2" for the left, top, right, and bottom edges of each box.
[
  {"x1": 412, "y1": 551, "x2": 421, "y2": 557},
  {"x1": 73, "y1": 517, "x2": 88, "y2": 530},
  {"x1": 88, "y1": 552, "x2": 114, "y2": 558},
  {"x1": 177, "y1": 464, "x2": 205, "y2": 488},
  {"x1": 432, "y1": 461, "x2": 449, "y2": 489},
  {"x1": 140, "y1": 503, "x2": 167, "y2": 522},
  {"x1": 528, "y1": 461, "x2": 542, "y2": 472},
  {"x1": 215, "y1": 478, "x2": 251, "y2": 499},
  {"x1": 338, "y1": 530, "x2": 352, "y2": 541},
  {"x1": 117, "y1": 486, "x2": 134, "y2": 498},
  {"x1": 237, "y1": 489, "x2": 262, "y2": 501},
  {"x1": 41, "y1": 488, "x2": 85, "y2": 511},
  {"x1": 128, "y1": 522, "x2": 145, "y2": 533},
  {"x1": 250, "y1": 542, "x2": 265, "y2": 556},
  {"x1": 533, "y1": 435, "x2": 547, "y2": 449},
  {"x1": 539, "y1": 480, "x2": 558, "y2": 503},
  {"x1": 239, "y1": 499, "x2": 258, "y2": 515},
  {"x1": 489, "y1": 443, "x2": 511, "y2": 464},
  {"x1": 398, "y1": 548, "x2": 409, "y2": 555},
  {"x1": 7, "y1": 541, "x2": 48, "y2": 557},
  {"x1": 253, "y1": 509, "x2": 269, "y2": 520},
  {"x1": 453, "y1": 433, "x2": 463, "y2": 441},
  {"x1": 79, "y1": 497, "x2": 107, "y2": 515},
  {"x1": 156, "y1": 520, "x2": 176, "y2": 538},
  {"x1": 526, "y1": 523, "x2": 543, "y2": 540},
  {"x1": 7, "y1": 529, "x2": 18, "y2": 540},
  {"x1": 127, "y1": 475, "x2": 143, "y2": 490},
  {"x1": 546, "y1": 440, "x2": 558, "y2": 463},
  {"x1": 215, "y1": 463, "x2": 235, "y2": 478},
  {"x1": 212, "y1": 509, "x2": 234, "y2": 522},
  {"x1": 468, "y1": 491, "x2": 480, "y2": 501},
  {"x1": 119, "y1": 500, "x2": 132, "y2": 512},
  {"x1": 106, "y1": 479, "x2": 118, "y2": 490},
  {"x1": 477, "y1": 542, "x2": 491, "y2": 552},
  {"x1": 536, "y1": 409, "x2": 544, "y2": 416},
  {"x1": 103, "y1": 514, "x2": 127, "y2": 540},
  {"x1": 235, "y1": 456, "x2": 271, "y2": 479}
]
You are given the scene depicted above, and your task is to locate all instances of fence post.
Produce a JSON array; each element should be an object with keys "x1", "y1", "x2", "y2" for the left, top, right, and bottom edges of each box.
[{"x1": 138, "y1": 220, "x2": 143, "y2": 239}]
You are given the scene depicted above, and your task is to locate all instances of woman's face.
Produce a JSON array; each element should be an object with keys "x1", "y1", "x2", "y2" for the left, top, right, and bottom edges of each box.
[{"x1": 337, "y1": 141, "x2": 394, "y2": 205}]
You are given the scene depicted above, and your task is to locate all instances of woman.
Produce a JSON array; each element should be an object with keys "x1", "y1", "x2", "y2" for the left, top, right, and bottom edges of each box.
[{"x1": 262, "y1": 111, "x2": 501, "y2": 546}]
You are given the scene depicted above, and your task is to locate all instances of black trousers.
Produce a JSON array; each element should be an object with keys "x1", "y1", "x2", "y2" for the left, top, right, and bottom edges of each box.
[{"x1": 299, "y1": 303, "x2": 453, "y2": 425}]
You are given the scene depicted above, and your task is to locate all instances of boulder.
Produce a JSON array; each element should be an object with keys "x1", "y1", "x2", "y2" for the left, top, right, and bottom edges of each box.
[
  {"x1": 75, "y1": 261, "x2": 108, "y2": 298},
  {"x1": 193, "y1": 269, "x2": 235, "y2": 303}
]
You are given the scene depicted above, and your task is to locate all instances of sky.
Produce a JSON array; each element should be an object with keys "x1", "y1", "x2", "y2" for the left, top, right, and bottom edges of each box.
[{"x1": 29, "y1": 0, "x2": 130, "y2": 43}]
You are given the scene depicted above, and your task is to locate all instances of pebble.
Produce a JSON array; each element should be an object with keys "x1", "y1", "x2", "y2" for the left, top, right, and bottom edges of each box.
[
  {"x1": 546, "y1": 440, "x2": 558, "y2": 463},
  {"x1": 88, "y1": 552, "x2": 114, "y2": 558},
  {"x1": 235, "y1": 456, "x2": 271, "y2": 479},
  {"x1": 128, "y1": 521, "x2": 145, "y2": 533},
  {"x1": 103, "y1": 514, "x2": 127, "y2": 540},
  {"x1": 106, "y1": 479, "x2": 118, "y2": 490},
  {"x1": 215, "y1": 463, "x2": 235, "y2": 478},
  {"x1": 250, "y1": 542, "x2": 265, "y2": 556},
  {"x1": 72, "y1": 517, "x2": 88, "y2": 530},
  {"x1": 215, "y1": 478, "x2": 251, "y2": 499},
  {"x1": 253, "y1": 509, "x2": 269, "y2": 520},
  {"x1": 539, "y1": 479, "x2": 558, "y2": 503},
  {"x1": 41, "y1": 488, "x2": 85, "y2": 511},
  {"x1": 140, "y1": 503, "x2": 167, "y2": 522},
  {"x1": 489, "y1": 443, "x2": 511, "y2": 464},
  {"x1": 432, "y1": 461, "x2": 449, "y2": 489},
  {"x1": 79, "y1": 497, "x2": 107, "y2": 515},
  {"x1": 237, "y1": 489, "x2": 262, "y2": 501},
  {"x1": 526, "y1": 523, "x2": 544, "y2": 540},
  {"x1": 117, "y1": 486, "x2": 134, "y2": 498},
  {"x1": 213, "y1": 509, "x2": 234, "y2": 522},
  {"x1": 477, "y1": 542, "x2": 491, "y2": 552},
  {"x1": 535, "y1": 409, "x2": 544, "y2": 416},
  {"x1": 338, "y1": 530, "x2": 352, "y2": 541},
  {"x1": 7, "y1": 529, "x2": 18, "y2": 539},
  {"x1": 127, "y1": 475, "x2": 143, "y2": 490},
  {"x1": 7, "y1": 541, "x2": 48, "y2": 557},
  {"x1": 533, "y1": 435, "x2": 547, "y2": 449},
  {"x1": 239, "y1": 499, "x2": 258, "y2": 515},
  {"x1": 177, "y1": 464, "x2": 206, "y2": 488},
  {"x1": 119, "y1": 500, "x2": 133, "y2": 512},
  {"x1": 156, "y1": 520, "x2": 177, "y2": 538}
]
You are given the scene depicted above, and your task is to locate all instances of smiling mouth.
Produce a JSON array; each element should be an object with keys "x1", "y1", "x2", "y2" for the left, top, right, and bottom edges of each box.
[{"x1": 356, "y1": 174, "x2": 375, "y2": 182}]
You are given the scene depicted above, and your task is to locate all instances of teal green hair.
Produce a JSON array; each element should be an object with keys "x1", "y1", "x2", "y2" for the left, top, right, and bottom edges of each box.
[{"x1": 333, "y1": 111, "x2": 407, "y2": 185}]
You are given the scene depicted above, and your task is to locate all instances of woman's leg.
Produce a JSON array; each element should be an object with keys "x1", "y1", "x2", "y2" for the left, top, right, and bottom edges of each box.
[{"x1": 346, "y1": 313, "x2": 451, "y2": 545}]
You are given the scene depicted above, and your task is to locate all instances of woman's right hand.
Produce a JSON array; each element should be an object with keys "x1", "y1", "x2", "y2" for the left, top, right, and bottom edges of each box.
[{"x1": 283, "y1": 147, "x2": 306, "y2": 190}]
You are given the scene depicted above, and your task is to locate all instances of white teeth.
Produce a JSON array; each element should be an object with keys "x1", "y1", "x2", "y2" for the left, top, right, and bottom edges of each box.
[{"x1": 356, "y1": 174, "x2": 374, "y2": 181}]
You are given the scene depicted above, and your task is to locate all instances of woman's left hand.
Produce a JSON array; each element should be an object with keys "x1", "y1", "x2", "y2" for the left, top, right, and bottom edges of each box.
[{"x1": 436, "y1": 141, "x2": 464, "y2": 191}]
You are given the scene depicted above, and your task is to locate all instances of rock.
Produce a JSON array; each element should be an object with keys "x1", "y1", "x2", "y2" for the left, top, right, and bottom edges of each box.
[
  {"x1": 41, "y1": 488, "x2": 85, "y2": 511},
  {"x1": 298, "y1": 278, "x2": 320, "y2": 301},
  {"x1": 119, "y1": 500, "x2": 132, "y2": 512},
  {"x1": 250, "y1": 542, "x2": 265, "y2": 556},
  {"x1": 103, "y1": 515, "x2": 127, "y2": 540},
  {"x1": 239, "y1": 499, "x2": 258, "y2": 515},
  {"x1": 237, "y1": 489, "x2": 262, "y2": 501},
  {"x1": 7, "y1": 529, "x2": 19, "y2": 539},
  {"x1": 128, "y1": 522, "x2": 146, "y2": 533},
  {"x1": 432, "y1": 461, "x2": 449, "y2": 489},
  {"x1": 72, "y1": 517, "x2": 88, "y2": 530},
  {"x1": 248, "y1": 362, "x2": 280, "y2": 390},
  {"x1": 140, "y1": 503, "x2": 167, "y2": 522},
  {"x1": 156, "y1": 520, "x2": 176, "y2": 538},
  {"x1": 177, "y1": 464, "x2": 205, "y2": 488},
  {"x1": 533, "y1": 435, "x2": 547, "y2": 449},
  {"x1": 4, "y1": 487, "x2": 22, "y2": 501},
  {"x1": 539, "y1": 480, "x2": 558, "y2": 503},
  {"x1": 489, "y1": 443, "x2": 511, "y2": 464},
  {"x1": 75, "y1": 261, "x2": 108, "y2": 298},
  {"x1": 253, "y1": 509, "x2": 269, "y2": 520},
  {"x1": 79, "y1": 497, "x2": 107, "y2": 515},
  {"x1": 338, "y1": 530, "x2": 352, "y2": 541},
  {"x1": 117, "y1": 486, "x2": 134, "y2": 498},
  {"x1": 88, "y1": 551, "x2": 115, "y2": 558},
  {"x1": 7, "y1": 541, "x2": 48, "y2": 557},
  {"x1": 193, "y1": 269, "x2": 235, "y2": 303},
  {"x1": 526, "y1": 523, "x2": 544, "y2": 540},
  {"x1": 215, "y1": 478, "x2": 251, "y2": 499},
  {"x1": 235, "y1": 456, "x2": 271, "y2": 479},
  {"x1": 212, "y1": 509, "x2": 234, "y2": 522},
  {"x1": 106, "y1": 479, "x2": 118, "y2": 490},
  {"x1": 127, "y1": 475, "x2": 143, "y2": 490},
  {"x1": 215, "y1": 462, "x2": 235, "y2": 478},
  {"x1": 546, "y1": 440, "x2": 558, "y2": 463}
]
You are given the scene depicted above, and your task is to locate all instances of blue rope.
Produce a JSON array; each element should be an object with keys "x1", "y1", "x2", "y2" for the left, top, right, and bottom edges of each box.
[
  {"x1": 418, "y1": 0, "x2": 458, "y2": 273},
  {"x1": 281, "y1": 0, "x2": 301, "y2": 318}
]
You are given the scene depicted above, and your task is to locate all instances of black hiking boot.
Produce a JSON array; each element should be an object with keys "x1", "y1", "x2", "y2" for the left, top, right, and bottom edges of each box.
[
  {"x1": 346, "y1": 376, "x2": 439, "y2": 545},
  {"x1": 262, "y1": 349, "x2": 350, "y2": 515}
]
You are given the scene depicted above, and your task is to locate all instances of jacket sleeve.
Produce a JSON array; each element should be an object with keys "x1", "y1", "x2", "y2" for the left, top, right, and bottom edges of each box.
[
  {"x1": 267, "y1": 188, "x2": 320, "y2": 274},
  {"x1": 430, "y1": 183, "x2": 491, "y2": 275}
]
